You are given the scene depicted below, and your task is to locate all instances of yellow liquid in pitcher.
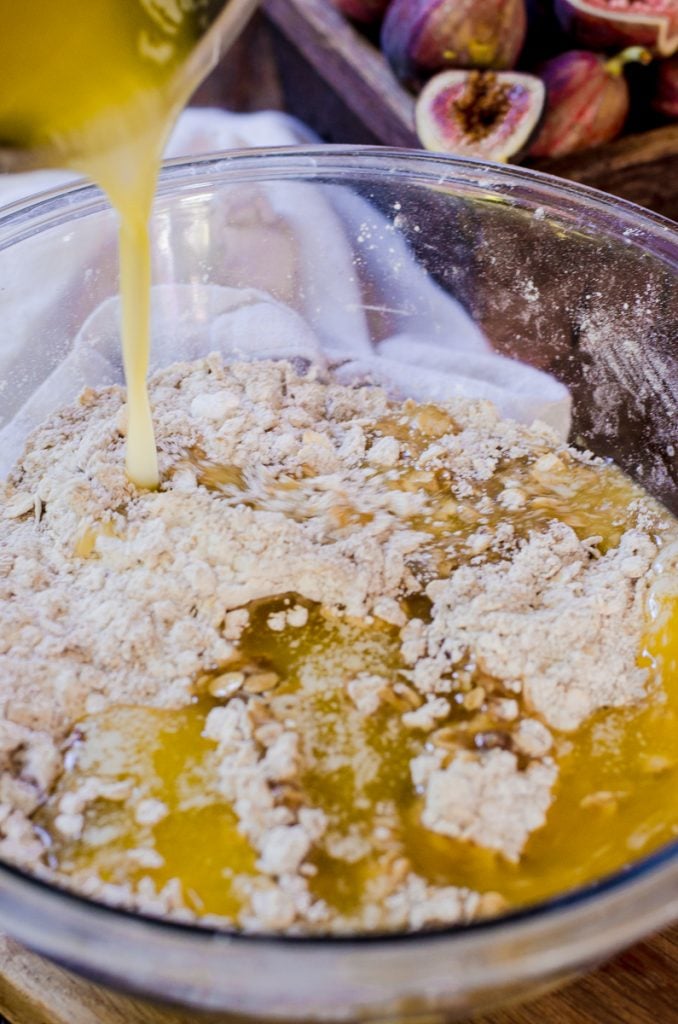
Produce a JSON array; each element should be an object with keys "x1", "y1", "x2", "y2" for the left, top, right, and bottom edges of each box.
[{"x1": 0, "y1": 1, "x2": 224, "y2": 486}]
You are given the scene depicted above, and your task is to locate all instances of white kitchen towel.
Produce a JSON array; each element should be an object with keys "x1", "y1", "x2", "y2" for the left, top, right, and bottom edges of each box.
[{"x1": 0, "y1": 108, "x2": 570, "y2": 476}]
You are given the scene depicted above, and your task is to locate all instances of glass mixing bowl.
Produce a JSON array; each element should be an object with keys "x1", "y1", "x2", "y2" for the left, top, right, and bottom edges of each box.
[{"x1": 0, "y1": 148, "x2": 675, "y2": 1022}]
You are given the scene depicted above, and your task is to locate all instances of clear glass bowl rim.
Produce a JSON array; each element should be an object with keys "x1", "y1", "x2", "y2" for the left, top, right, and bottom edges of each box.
[{"x1": 0, "y1": 144, "x2": 675, "y2": 956}]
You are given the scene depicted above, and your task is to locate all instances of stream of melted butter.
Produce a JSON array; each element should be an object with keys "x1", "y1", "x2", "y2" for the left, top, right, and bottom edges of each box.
[{"x1": 0, "y1": 0, "x2": 225, "y2": 487}]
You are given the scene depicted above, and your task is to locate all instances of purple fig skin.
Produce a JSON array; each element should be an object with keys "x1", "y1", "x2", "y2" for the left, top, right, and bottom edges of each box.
[
  {"x1": 654, "y1": 55, "x2": 678, "y2": 116},
  {"x1": 416, "y1": 69, "x2": 545, "y2": 161},
  {"x1": 555, "y1": 0, "x2": 678, "y2": 58},
  {"x1": 381, "y1": 0, "x2": 528, "y2": 83},
  {"x1": 528, "y1": 49, "x2": 638, "y2": 158},
  {"x1": 332, "y1": 0, "x2": 390, "y2": 23}
]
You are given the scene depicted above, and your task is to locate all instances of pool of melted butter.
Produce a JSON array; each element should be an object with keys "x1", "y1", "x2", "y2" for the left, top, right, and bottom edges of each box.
[{"x1": 37, "y1": 408, "x2": 678, "y2": 925}]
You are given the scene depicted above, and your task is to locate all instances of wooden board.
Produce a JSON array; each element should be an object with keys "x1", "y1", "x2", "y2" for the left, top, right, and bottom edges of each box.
[
  {"x1": 0, "y1": 927, "x2": 676, "y2": 1024},
  {"x1": 263, "y1": 0, "x2": 678, "y2": 221}
]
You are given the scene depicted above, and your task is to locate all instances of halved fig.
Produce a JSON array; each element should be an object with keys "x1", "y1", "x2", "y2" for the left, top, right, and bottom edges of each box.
[
  {"x1": 555, "y1": 0, "x2": 678, "y2": 58},
  {"x1": 415, "y1": 70, "x2": 545, "y2": 161},
  {"x1": 528, "y1": 47, "x2": 651, "y2": 159},
  {"x1": 653, "y1": 55, "x2": 678, "y2": 116},
  {"x1": 381, "y1": 0, "x2": 528, "y2": 84},
  {"x1": 332, "y1": 0, "x2": 390, "y2": 23}
]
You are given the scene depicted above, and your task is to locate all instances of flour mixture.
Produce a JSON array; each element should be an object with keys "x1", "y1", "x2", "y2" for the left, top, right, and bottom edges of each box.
[{"x1": 0, "y1": 356, "x2": 676, "y2": 933}]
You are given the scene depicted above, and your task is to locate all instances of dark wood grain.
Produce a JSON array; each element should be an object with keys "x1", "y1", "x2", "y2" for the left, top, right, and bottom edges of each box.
[
  {"x1": 190, "y1": 12, "x2": 286, "y2": 114},
  {"x1": 528, "y1": 124, "x2": 678, "y2": 222},
  {"x1": 264, "y1": 0, "x2": 419, "y2": 147}
]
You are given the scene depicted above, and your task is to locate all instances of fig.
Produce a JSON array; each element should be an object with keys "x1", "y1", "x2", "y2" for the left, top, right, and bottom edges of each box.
[
  {"x1": 555, "y1": 0, "x2": 678, "y2": 58},
  {"x1": 653, "y1": 55, "x2": 678, "y2": 116},
  {"x1": 528, "y1": 47, "x2": 651, "y2": 159},
  {"x1": 331, "y1": 0, "x2": 390, "y2": 23},
  {"x1": 415, "y1": 69, "x2": 545, "y2": 161},
  {"x1": 381, "y1": 0, "x2": 528, "y2": 84}
]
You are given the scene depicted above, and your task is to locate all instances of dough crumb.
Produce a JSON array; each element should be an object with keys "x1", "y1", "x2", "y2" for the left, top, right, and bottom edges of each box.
[
  {"x1": 418, "y1": 750, "x2": 557, "y2": 862},
  {"x1": 0, "y1": 355, "x2": 673, "y2": 934}
]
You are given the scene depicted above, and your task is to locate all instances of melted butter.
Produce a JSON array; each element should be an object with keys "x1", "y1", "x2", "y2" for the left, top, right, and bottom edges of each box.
[
  {"x1": 9, "y1": 1, "x2": 672, "y2": 930},
  {"x1": 0, "y1": 1, "x2": 225, "y2": 488},
  {"x1": 40, "y1": 512, "x2": 678, "y2": 925},
  {"x1": 27, "y1": 388, "x2": 678, "y2": 923},
  {"x1": 40, "y1": 416, "x2": 678, "y2": 923},
  {"x1": 44, "y1": 703, "x2": 254, "y2": 919},
  {"x1": 405, "y1": 603, "x2": 678, "y2": 904},
  {"x1": 373, "y1": 404, "x2": 640, "y2": 547},
  {"x1": 74, "y1": 520, "x2": 119, "y2": 559},
  {"x1": 41, "y1": 606, "x2": 407, "y2": 917}
]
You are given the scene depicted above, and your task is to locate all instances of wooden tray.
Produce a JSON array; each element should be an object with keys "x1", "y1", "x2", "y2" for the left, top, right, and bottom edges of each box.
[
  {"x1": 0, "y1": 926, "x2": 676, "y2": 1023},
  {"x1": 262, "y1": 0, "x2": 678, "y2": 221}
]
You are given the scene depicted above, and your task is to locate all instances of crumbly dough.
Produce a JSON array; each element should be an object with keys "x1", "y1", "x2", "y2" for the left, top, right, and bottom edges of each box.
[
  {"x1": 0, "y1": 355, "x2": 672, "y2": 933},
  {"x1": 415, "y1": 523, "x2": 656, "y2": 731},
  {"x1": 412, "y1": 748, "x2": 557, "y2": 862}
]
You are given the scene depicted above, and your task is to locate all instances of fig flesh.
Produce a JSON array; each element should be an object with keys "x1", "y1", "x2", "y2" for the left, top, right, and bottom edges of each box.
[
  {"x1": 653, "y1": 54, "x2": 678, "y2": 116},
  {"x1": 415, "y1": 69, "x2": 545, "y2": 161},
  {"x1": 331, "y1": 0, "x2": 390, "y2": 23},
  {"x1": 528, "y1": 47, "x2": 651, "y2": 158},
  {"x1": 555, "y1": 0, "x2": 678, "y2": 58},
  {"x1": 381, "y1": 0, "x2": 528, "y2": 83}
]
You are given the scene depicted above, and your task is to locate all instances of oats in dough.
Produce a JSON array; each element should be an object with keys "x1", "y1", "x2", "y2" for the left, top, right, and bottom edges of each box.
[{"x1": 0, "y1": 355, "x2": 675, "y2": 934}]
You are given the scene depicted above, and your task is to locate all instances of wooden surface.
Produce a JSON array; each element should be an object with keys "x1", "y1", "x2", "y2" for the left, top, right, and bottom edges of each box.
[
  {"x1": 265, "y1": 0, "x2": 418, "y2": 148},
  {"x1": 0, "y1": 927, "x2": 676, "y2": 1023},
  {"x1": 528, "y1": 123, "x2": 678, "y2": 222},
  {"x1": 263, "y1": 0, "x2": 678, "y2": 221},
  {"x1": 191, "y1": 14, "x2": 286, "y2": 115}
]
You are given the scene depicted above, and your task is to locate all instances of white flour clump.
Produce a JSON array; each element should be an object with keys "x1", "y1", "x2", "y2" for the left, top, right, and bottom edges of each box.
[
  {"x1": 0, "y1": 354, "x2": 673, "y2": 934},
  {"x1": 413, "y1": 523, "x2": 656, "y2": 731},
  {"x1": 412, "y1": 748, "x2": 557, "y2": 862}
]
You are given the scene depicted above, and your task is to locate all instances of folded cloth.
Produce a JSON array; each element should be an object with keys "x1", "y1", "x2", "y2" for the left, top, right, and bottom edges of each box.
[{"x1": 0, "y1": 109, "x2": 571, "y2": 476}]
